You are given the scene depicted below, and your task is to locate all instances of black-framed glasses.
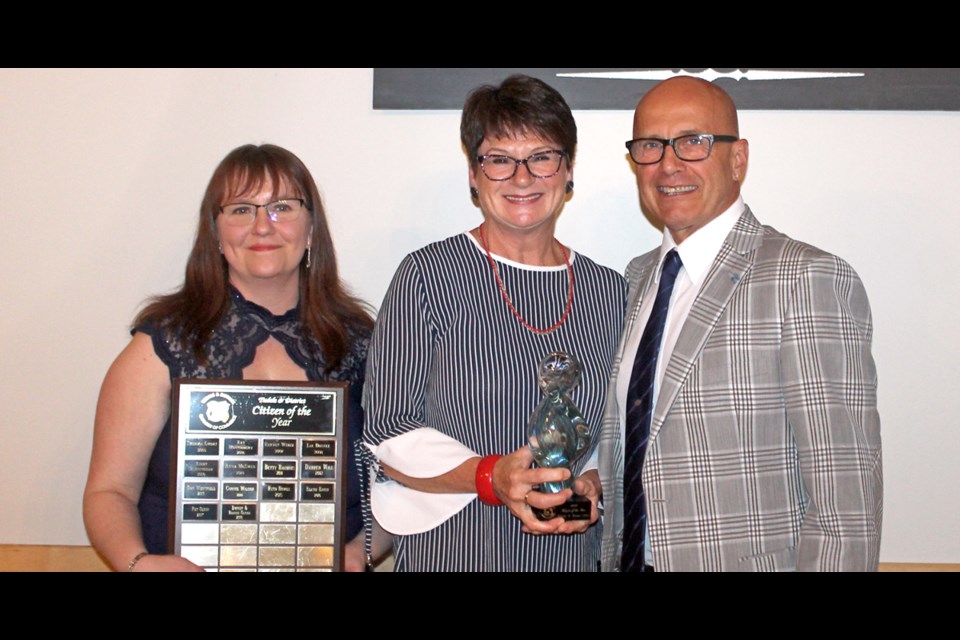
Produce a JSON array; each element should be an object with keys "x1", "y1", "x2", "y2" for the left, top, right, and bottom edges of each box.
[
  {"x1": 219, "y1": 198, "x2": 306, "y2": 226},
  {"x1": 625, "y1": 134, "x2": 739, "y2": 165},
  {"x1": 476, "y1": 149, "x2": 566, "y2": 181}
]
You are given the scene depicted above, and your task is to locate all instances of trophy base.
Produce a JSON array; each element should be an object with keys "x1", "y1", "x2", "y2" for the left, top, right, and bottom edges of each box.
[{"x1": 531, "y1": 493, "x2": 591, "y2": 522}]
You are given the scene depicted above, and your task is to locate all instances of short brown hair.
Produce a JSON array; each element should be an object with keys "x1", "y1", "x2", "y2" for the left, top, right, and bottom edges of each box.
[{"x1": 460, "y1": 74, "x2": 577, "y2": 166}]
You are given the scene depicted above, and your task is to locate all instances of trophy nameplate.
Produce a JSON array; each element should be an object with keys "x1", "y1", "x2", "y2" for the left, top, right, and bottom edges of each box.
[{"x1": 170, "y1": 380, "x2": 347, "y2": 571}]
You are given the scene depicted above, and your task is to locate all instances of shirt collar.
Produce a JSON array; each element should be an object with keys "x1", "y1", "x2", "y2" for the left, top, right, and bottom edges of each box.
[{"x1": 655, "y1": 196, "x2": 745, "y2": 287}]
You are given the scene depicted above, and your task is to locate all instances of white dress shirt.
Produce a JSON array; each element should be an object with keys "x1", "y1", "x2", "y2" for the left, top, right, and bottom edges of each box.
[{"x1": 616, "y1": 197, "x2": 745, "y2": 562}]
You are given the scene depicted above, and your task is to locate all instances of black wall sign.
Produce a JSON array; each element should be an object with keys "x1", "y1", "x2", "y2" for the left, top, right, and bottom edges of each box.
[{"x1": 374, "y1": 68, "x2": 960, "y2": 111}]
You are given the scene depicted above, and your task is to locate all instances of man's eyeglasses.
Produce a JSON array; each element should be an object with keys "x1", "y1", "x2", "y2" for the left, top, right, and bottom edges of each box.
[
  {"x1": 625, "y1": 134, "x2": 739, "y2": 165},
  {"x1": 219, "y1": 198, "x2": 306, "y2": 226},
  {"x1": 476, "y1": 150, "x2": 566, "y2": 181}
]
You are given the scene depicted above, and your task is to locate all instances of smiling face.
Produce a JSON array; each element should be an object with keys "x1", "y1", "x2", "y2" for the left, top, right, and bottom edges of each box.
[
  {"x1": 469, "y1": 132, "x2": 572, "y2": 238},
  {"x1": 216, "y1": 176, "x2": 312, "y2": 296},
  {"x1": 633, "y1": 77, "x2": 748, "y2": 244}
]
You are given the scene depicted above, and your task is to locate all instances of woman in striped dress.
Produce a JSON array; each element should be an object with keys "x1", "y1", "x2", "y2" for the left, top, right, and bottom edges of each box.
[{"x1": 364, "y1": 75, "x2": 627, "y2": 571}]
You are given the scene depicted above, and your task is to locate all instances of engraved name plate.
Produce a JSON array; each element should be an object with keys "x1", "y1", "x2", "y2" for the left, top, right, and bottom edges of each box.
[{"x1": 170, "y1": 380, "x2": 347, "y2": 571}]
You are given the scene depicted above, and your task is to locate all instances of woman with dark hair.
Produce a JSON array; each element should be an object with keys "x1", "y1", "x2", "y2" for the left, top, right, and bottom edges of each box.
[
  {"x1": 364, "y1": 75, "x2": 627, "y2": 571},
  {"x1": 84, "y1": 144, "x2": 377, "y2": 571}
]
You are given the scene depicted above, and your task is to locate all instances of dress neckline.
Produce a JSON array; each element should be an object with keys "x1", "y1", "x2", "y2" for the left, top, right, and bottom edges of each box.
[
  {"x1": 229, "y1": 285, "x2": 300, "y2": 326},
  {"x1": 462, "y1": 231, "x2": 576, "y2": 272}
]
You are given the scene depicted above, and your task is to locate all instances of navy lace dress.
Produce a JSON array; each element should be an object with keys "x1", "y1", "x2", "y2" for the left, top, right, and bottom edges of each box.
[{"x1": 136, "y1": 287, "x2": 369, "y2": 554}]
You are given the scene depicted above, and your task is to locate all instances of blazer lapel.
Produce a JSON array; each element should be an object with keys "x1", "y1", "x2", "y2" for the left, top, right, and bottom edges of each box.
[
  {"x1": 623, "y1": 260, "x2": 660, "y2": 358},
  {"x1": 609, "y1": 256, "x2": 660, "y2": 444},
  {"x1": 648, "y1": 208, "x2": 765, "y2": 443}
]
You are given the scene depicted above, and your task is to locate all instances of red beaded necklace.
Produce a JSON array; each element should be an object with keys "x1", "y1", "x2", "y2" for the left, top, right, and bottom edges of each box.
[{"x1": 477, "y1": 225, "x2": 574, "y2": 335}]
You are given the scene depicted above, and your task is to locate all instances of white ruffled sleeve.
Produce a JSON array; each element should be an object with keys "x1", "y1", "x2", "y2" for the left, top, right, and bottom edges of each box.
[{"x1": 367, "y1": 428, "x2": 478, "y2": 534}]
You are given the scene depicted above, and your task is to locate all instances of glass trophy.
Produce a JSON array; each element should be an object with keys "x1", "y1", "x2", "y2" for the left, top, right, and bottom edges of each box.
[{"x1": 527, "y1": 352, "x2": 592, "y2": 521}]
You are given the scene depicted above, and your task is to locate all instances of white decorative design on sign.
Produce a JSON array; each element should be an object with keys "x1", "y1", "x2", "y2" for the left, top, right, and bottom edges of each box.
[{"x1": 556, "y1": 69, "x2": 865, "y2": 82}]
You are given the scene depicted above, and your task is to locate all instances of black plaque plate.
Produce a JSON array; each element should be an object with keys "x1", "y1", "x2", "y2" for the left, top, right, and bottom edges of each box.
[
  {"x1": 262, "y1": 482, "x2": 296, "y2": 501},
  {"x1": 302, "y1": 440, "x2": 335, "y2": 457},
  {"x1": 531, "y1": 494, "x2": 592, "y2": 522},
  {"x1": 301, "y1": 460, "x2": 336, "y2": 479},
  {"x1": 222, "y1": 483, "x2": 257, "y2": 501},
  {"x1": 184, "y1": 482, "x2": 219, "y2": 500},
  {"x1": 185, "y1": 438, "x2": 220, "y2": 456},
  {"x1": 225, "y1": 438, "x2": 259, "y2": 456},
  {"x1": 170, "y1": 380, "x2": 347, "y2": 571},
  {"x1": 263, "y1": 439, "x2": 297, "y2": 456}
]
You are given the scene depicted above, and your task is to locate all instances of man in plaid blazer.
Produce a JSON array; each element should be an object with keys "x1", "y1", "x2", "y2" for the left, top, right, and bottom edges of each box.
[{"x1": 597, "y1": 77, "x2": 882, "y2": 571}]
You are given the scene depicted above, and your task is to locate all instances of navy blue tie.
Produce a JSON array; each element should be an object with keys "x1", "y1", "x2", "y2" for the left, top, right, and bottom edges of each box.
[{"x1": 622, "y1": 249, "x2": 683, "y2": 572}]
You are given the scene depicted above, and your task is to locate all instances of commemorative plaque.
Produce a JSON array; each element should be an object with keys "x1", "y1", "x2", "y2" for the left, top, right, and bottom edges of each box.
[{"x1": 170, "y1": 380, "x2": 348, "y2": 571}]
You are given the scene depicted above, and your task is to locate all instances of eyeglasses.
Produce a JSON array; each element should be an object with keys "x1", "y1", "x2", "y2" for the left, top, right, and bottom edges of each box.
[
  {"x1": 476, "y1": 149, "x2": 566, "y2": 181},
  {"x1": 219, "y1": 198, "x2": 306, "y2": 226},
  {"x1": 625, "y1": 134, "x2": 739, "y2": 165}
]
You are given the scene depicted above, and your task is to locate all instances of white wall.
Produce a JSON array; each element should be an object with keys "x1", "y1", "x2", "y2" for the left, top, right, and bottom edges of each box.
[{"x1": 0, "y1": 68, "x2": 955, "y2": 562}]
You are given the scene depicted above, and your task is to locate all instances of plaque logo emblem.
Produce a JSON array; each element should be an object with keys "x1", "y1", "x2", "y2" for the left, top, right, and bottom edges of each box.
[{"x1": 198, "y1": 392, "x2": 237, "y2": 430}]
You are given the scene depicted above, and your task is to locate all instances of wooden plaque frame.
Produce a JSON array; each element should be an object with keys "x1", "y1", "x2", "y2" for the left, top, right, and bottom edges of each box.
[{"x1": 169, "y1": 379, "x2": 348, "y2": 571}]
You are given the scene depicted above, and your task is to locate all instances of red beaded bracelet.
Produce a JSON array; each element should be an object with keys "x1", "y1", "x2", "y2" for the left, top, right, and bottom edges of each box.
[{"x1": 475, "y1": 454, "x2": 503, "y2": 506}]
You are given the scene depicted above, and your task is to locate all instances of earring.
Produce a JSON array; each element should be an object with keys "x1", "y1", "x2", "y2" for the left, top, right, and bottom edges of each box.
[
  {"x1": 218, "y1": 242, "x2": 223, "y2": 254},
  {"x1": 470, "y1": 187, "x2": 479, "y2": 199},
  {"x1": 306, "y1": 247, "x2": 311, "y2": 269},
  {"x1": 565, "y1": 181, "x2": 574, "y2": 194}
]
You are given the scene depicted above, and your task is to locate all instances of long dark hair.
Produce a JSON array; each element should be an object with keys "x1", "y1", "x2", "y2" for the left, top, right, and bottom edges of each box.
[{"x1": 135, "y1": 144, "x2": 373, "y2": 371}]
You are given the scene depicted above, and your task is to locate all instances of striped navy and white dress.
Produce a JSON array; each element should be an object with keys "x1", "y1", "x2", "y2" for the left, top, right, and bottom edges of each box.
[{"x1": 364, "y1": 233, "x2": 626, "y2": 571}]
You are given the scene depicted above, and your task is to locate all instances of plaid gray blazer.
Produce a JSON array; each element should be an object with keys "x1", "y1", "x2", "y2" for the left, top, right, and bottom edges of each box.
[{"x1": 598, "y1": 207, "x2": 882, "y2": 571}]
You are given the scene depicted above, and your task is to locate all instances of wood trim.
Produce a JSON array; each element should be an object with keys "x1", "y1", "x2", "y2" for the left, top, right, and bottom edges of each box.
[
  {"x1": 877, "y1": 562, "x2": 960, "y2": 572},
  {"x1": 0, "y1": 544, "x2": 395, "y2": 572},
  {"x1": 0, "y1": 545, "x2": 954, "y2": 572},
  {"x1": 0, "y1": 544, "x2": 112, "y2": 572}
]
